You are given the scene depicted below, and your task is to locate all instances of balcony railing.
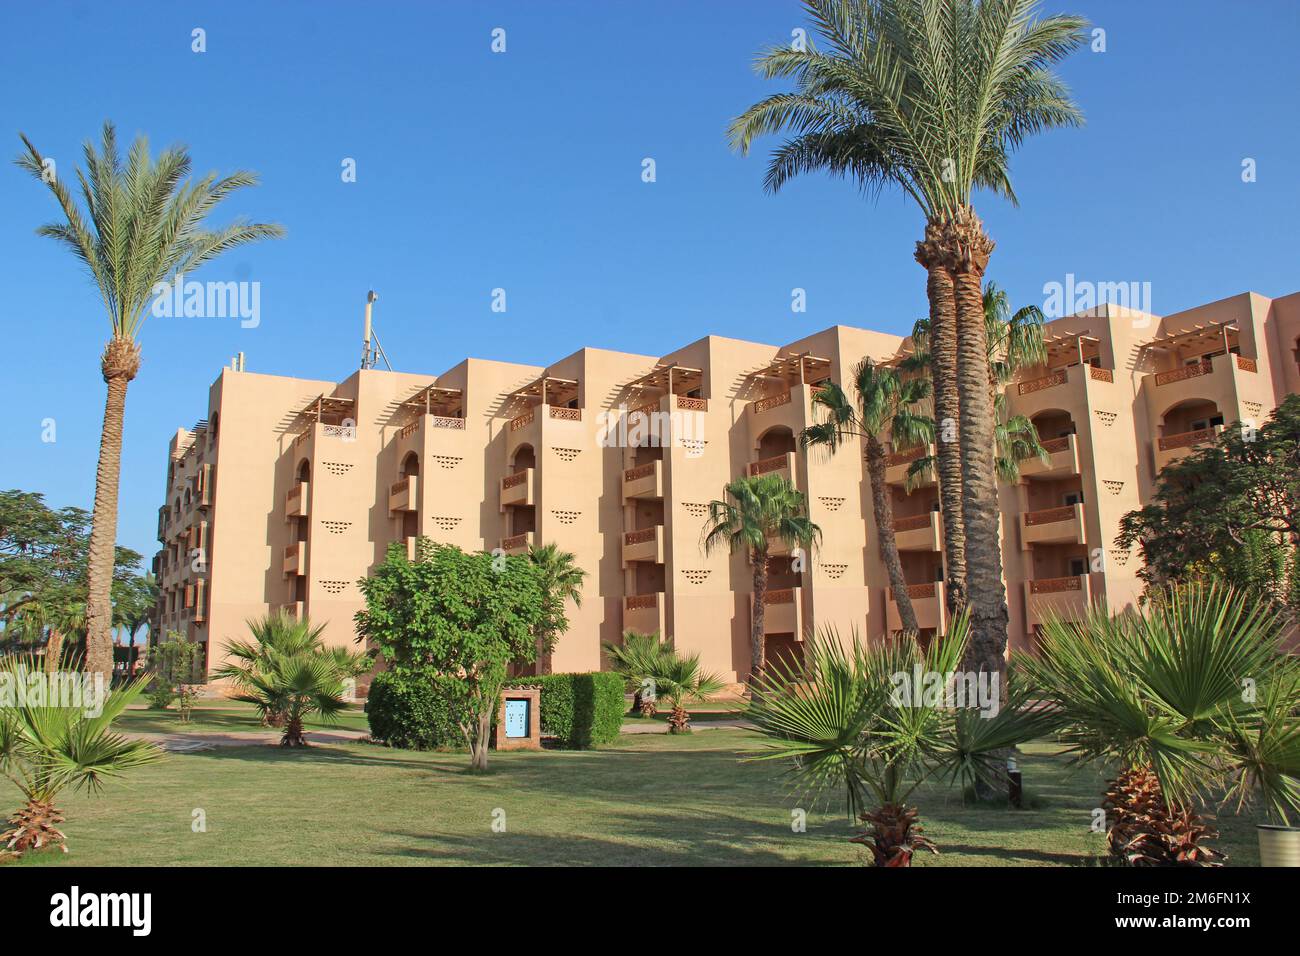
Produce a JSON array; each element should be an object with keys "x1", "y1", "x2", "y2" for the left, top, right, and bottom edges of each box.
[
  {"x1": 1157, "y1": 427, "x2": 1219, "y2": 452},
  {"x1": 499, "y1": 468, "x2": 533, "y2": 509},
  {"x1": 675, "y1": 396, "x2": 707, "y2": 412},
  {"x1": 622, "y1": 460, "x2": 662, "y2": 501},
  {"x1": 1024, "y1": 574, "x2": 1095, "y2": 628},
  {"x1": 286, "y1": 481, "x2": 309, "y2": 518},
  {"x1": 283, "y1": 541, "x2": 305, "y2": 577},
  {"x1": 622, "y1": 592, "x2": 665, "y2": 637},
  {"x1": 388, "y1": 475, "x2": 417, "y2": 514},
  {"x1": 751, "y1": 390, "x2": 792, "y2": 415},
  {"x1": 886, "y1": 581, "x2": 946, "y2": 632},
  {"x1": 753, "y1": 586, "x2": 801, "y2": 635},
  {"x1": 1020, "y1": 502, "x2": 1085, "y2": 548},
  {"x1": 893, "y1": 513, "x2": 932, "y2": 532},
  {"x1": 550, "y1": 406, "x2": 582, "y2": 422},
  {"x1": 500, "y1": 532, "x2": 533, "y2": 555},
  {"x1": 748, "y1": 453, "x2": 793, "y2": 478},
  {"x1": 622, "y1": 526, "x2": 663, "y2": 564},
  {"x1": 1017, "y1": 370, "x2": 1067, "y2": 395}
]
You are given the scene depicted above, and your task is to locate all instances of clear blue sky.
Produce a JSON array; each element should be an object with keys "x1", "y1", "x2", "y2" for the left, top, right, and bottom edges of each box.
[{"x1": 1, "y1": 0, "x2": 1297, "y2": 566}]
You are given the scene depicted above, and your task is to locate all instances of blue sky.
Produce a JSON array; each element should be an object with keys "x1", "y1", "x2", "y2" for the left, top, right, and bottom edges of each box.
[{"x1": 1, "y1": 0, "x2": 1297, "y2": 565}]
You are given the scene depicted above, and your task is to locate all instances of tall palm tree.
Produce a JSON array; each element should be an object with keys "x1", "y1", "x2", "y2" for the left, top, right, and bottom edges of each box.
[
  {"x1": 16, "y1": 123, "x2": 284, "y2": 680},
  {"x1": 528, "y1": 543, "x2": 587, "y2": 674},
  {"x1": 0, "y1": 655, "x2": 162, "y2": 856},
  {"x1": 702, "y1": 474, "x2": 821, "y2": 685},
  {"x1": 729, "y1": 0, "x2": 1087, "y2": 680},
  {"x1": 801, "y1": 358, "x2": 932, "y2": 632}
]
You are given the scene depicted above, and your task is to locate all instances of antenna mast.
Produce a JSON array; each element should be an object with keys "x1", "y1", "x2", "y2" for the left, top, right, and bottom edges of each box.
[{"x1": 360, "y1": 290, "x2": 392, "y2": 371}]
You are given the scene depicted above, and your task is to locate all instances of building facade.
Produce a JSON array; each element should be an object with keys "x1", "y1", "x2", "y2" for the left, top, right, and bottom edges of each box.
[{"x1": 152, "y1": 290, "x2": 1300, "y2": 685}]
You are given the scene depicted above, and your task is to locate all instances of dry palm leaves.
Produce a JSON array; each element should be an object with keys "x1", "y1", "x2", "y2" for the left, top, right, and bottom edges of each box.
[
  {"x1": 1103, "y1": 767, "x2": 1224, "y2": 867},
  {"x1": 3, "y1": 799, "x2": 68, "y2": 855},
  {"x1": 852, "y1": 803, "x2": 938, "y2": 867}
]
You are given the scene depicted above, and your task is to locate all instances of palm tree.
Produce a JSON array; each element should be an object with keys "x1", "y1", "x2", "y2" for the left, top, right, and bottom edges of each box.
[
  {"x1": 1021, "y1": 582, "x2": 1300, "y2": 865},
  {"x1": 603, "y1": 629, "x2": 667, "y2": 716},
  {"x1": 649, "y1": 649, "x2": 727, "y2": 733},
  {"x1": 214, "y1": 612, "x2": 368, "y2": 727},
  {"x1": 801, "y1": 358, "x2": 932, "y2": 632},
  {"x1": 0, "y1": 655, "x2": 163, "y2": 856},
  {"x1": 16, "y1": 123, "x2": 284, "y2": 681},
  {"x1": 701, "y1": 474, "x2": 821, "y2": 685},
  {"x1": 746, "y1": 614, "x2": 1052, "y2": 866},
  {"x1": 232, "y1": 651, "x2": 349, "y2": 747},
  {"x1": 528, "y1": 543, "x2": 588, "y2": 674},
  {"x1": 729, "y1": 0, "x2": 1087, "y2": 680},
  {"x1": 905, "y1": 283, "x2": 1050, "y2": 486}
]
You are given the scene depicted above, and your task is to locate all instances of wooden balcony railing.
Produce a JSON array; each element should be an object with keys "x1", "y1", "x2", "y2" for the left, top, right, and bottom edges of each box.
[
  {"x1": 1023, "y1": 505, "x2": 1077, "y2": 526},
  {"x1": 624, "y1": 462, "x2": 656, "y2": 482},
  {"x1": 893, "y1": 513, "x2": 933, "y2": 532},
  {"x1": 624, "y1": 593, "x2": 659, "y2": 610},
  {"x1": 752, "y1": 391, "x2": 792, "y2": 414},
  {"x1": 623, "y1": 528, "x2": 657, "y2": 546},
  {"x1": 501, "y1": 533, "x2": 531, "y2": 550},
  {"x1": 763, "y1": 588, "x2": 796, "y2": 605},
  {"x1": 1029, "y1": 575, "x2": 1083, "y2": 594},
  {"x1": 1157, "y1": 427, "x2": 1217, "y2": 451},
  {"x1": 748, "y1": 454, "x2": 790, "y2": 477},
  {"x1": 1154, "y1": 360, "x2": 1212, "y2": 387},
  {"x1": 390, "y1": 479, "x2": 409, "y2": 496},
  {"x1": 1017, "y1": 370, "x2": 1067, "y2": 395},
  {"x1": 502, "y1": 472, "x2": 528, "y2": 490},
  {"x1": 893, "y1": 582, "x2": 938, "y2": 600}
]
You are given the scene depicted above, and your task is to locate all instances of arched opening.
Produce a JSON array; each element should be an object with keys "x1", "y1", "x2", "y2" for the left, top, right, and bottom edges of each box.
[
  {"x1": 1160, "y1": 398, "x2": 1222, "y2": 440},
  {"x1": 757, "y1": 425, "x2": 796, "y2": 459},
  {"x1": 511, "y1": 444, "x2": 536, "y2": 472},
  {"x1": 208, "y1": 411, "x2": 219, "y2": 446},
  {"x1": 1030, "y1": 409, "x2": 1076, "y2": 441},
  {"x1": 297, "y1": 459, "x2": 310, "y2": 483},
  {"x1": 183, "y1": 488, "x2": 191, "y2": 508},
  {"x1": 400, "y1": 451, "x2": 420, "y2": 477}
]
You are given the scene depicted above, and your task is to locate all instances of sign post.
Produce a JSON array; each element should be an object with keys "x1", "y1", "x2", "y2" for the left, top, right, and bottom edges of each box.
[{"x1": 494, "y1": 686, "x2": 542, "y2": 751}]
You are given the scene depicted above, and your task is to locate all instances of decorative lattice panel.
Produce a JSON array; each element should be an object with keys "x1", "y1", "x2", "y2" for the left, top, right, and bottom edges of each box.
[
  {"x1": 321, "y1": 520, "x2": 351, "y2": 535},
  {"x1": 1102, "y1": 480, "x2": 1124, "y2": 495},
  {"x1": 1244, "y1": 401, "x2": 1263, "y2": 419},
  {"x1": 1094, "y1": 410, "x2": 1117, "y2": 427},
  {"x1": 679, "y1": 439, "x2": 707, "y2": 455},
  {"x1": 822, "y1": 563, "x2": 847, "y2": 580},
  {"x1": 553, "y1": 447, "x2": 581, "y2": 462},
  {"x1": 682, "y1": 570, "x2": 710, "y2": 585},
  {"x1": 552, "y1": 510, "x2": 581, "y2": 525},
  {"x1": 432, "y1": 455, "x2": 462, "y2": 470},
  {"x1": 432, "y1": 516, "x2": 461, "y2": 532},
  {"x1": 320, "y1": 580, "x2": 348, "y2": 595},
  {"x1": 1109, "y1": 549, "x2": 1131, "y2": 568},
  {"x1": 682, "y1": 502, "x2": 708, "y2": 518},
  {"x1": 818, "y1": 496, "x2": 845, "y2": 512},
  {"x1": 322, "y1": 461, "x2": 353, "y2": 476}
]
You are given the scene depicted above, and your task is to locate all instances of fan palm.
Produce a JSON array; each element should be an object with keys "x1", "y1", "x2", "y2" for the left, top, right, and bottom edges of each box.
[
  {"x1": 729, "y1": 0, "x2": 1087, "y2": 679},
  {"x1": 16, "y1": 123, "x2": 284, "y2": 680},
  {"x1": 232, "y1": 651, "x2": 349, "y2": 747},
  {"x1": 0, "y1": 654, "x2": 163, "y2": 856},
  {"x1": 214, "y1": 612, "x2": 368, "y2": 728},
  {"x1": 801, "y1": 358, "x2": 932, "y2": 631},
  {"x1": 701, "y1": 474, "x2": 821, "y2": 685},
  {"x1": 603, "y1": 629, "x2": 668, "y2": 716},
  {"x1": 528, "y1": 543, "x2": 588, "y2": 674},
  {"x1": 648, "y1": 649, "x2": 726, "y2": 733},
  {"x1": 1021, "y1": 581, "x2": 1300, "y2": 865},
  {"x1": 746, "y1": 613, "x2": 1053, "y2": 865}
]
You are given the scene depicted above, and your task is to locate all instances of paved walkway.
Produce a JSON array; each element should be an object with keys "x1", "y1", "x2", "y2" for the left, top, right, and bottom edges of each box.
[{"x1": 619, "y1": 719, "x2": 754, "y2": 734}]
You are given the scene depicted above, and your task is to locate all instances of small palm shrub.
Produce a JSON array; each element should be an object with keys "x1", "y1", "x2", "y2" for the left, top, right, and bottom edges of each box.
[
  {"x1": 603, "y1": 630, "x2": 666, "y2": 716},
  {"x1": 1022, "y1": 581, "x2": 1300, "y2": 866},
  {"x1": 650, "y1": 649, "x2": 726, "y2": 734},
  {"x1": 0, "y1": 654, "x2": 163, "y2": 856},
  {"x1": 746, "y1": 614, "x2": 1053, "y2": 866}
]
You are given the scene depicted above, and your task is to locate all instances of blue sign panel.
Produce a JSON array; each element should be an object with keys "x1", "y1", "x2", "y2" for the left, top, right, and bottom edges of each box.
[{"x1": 504, "y1": 698, "x2": 529, "y2": 738}]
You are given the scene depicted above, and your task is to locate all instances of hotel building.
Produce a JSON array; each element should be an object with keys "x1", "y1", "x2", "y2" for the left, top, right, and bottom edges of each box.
[{"x1": 152, "y1": 290, "x2": 1300, "y2": 685}]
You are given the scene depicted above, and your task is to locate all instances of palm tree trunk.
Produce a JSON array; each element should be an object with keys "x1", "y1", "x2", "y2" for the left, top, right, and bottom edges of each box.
[
  {"x1": 83, "y1": 338, "x2": 141, "y2": 681},
  {"x1": 865, "y1": 437, "x2": 918, "y2": 633},
  {"x1": 749, "y1": 546, "x2": 769, "y2": 685},
  {"x1": 45, "y1": 628, "x2": 64, "y2": 674},
  {"x1": 916, "y1": 226, "x2": 967, "y2": 617},
  {"x1": 944, "y1": 211, "x2": 1010, "y2": 681}
]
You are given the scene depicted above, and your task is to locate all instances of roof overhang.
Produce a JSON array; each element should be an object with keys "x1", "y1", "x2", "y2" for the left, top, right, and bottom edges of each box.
[
  {"x1": 751, "y1": 351, "x2": 832, "y2": 384},
  {"x1": 1144, "y1": 321, "x2": 1239, "y2": 351}
]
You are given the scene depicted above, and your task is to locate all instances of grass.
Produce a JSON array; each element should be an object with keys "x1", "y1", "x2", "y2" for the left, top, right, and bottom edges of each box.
[
  {"x1": 115, "y1": 699, "x2": 370, "y2": 736},
  {"x1": 1, "y1": 730, "x2": 1267, "y2": 867}
]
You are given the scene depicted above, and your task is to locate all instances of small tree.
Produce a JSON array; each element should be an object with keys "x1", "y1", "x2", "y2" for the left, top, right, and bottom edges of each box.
[
  {"x1": 650, "y1": 648, "x2": 726, "y2": 734},
  {"x1": 147, "y1": 632, "x2": 204, "y2": 718},
  {"x1": 528, "y1": 543, "x2": 587, "y2": 674},
  {"x1": 356, "y1": 540, "x2": 546, "y2": 771},
  {"x1": 603, "y1": 630, "x2": 667, "y2": 717}
]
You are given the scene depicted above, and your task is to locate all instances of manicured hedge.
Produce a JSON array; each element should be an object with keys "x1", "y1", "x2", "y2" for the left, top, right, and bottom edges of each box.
[
  {"x1": 365, "y1": 669, "x2": 462, "y2": 750},
  {"x1": 506, "y1": 671, "x2": 625, "y2": 748}
]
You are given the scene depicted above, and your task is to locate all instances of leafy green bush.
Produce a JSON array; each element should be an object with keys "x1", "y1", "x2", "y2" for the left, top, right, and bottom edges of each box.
[
  {"x1": 506, "y1": 672, "x2": 625, "y2": 748},
  {"x1": 365, "y1": 669, "x2": 462, "y2": 750}
]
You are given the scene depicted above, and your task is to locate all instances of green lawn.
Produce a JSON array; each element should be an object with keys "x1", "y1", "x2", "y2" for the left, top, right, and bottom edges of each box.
[
  {"x1": 115, "y1": 699, "x2": 371, "y2": 736},
  {"x1": 2, "y1": 730, "x2": 1266, "y2": 866}
]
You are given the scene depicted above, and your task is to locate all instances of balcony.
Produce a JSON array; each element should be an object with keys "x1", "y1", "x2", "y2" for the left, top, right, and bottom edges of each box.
[
  {"x1": 285, "y1": 480, "x2": 309, "y2": 518},
  {"x1": 192, "y1": 581, "x2": 207, "y2": 624},
  {"x1": 156, "y1": 506, "x2": 168, "y2": 543},
  {"x1": 195, "y1": 463, "x2": 213, "y2": 509},
  {"x1": 752, "y1": 586, "x2": 802, "y2": 636},
  {"x1": 499, "y1": 469, "x2": 534, "y2": 510},
  {"x1": 1018, "y1": 434, "x2": 1079, "y2": 479},
  {"x1": 622, "y1": 525, "x2": 664, "y2": 565},
  {"x1": 893, "y1": 511, "x2": 941, "y2": 551},
  {"x1": 621, "y1": 460, "x2": 663, "y2": 501},
  {"x1": 887, "y1": 581, "x2": 947, "y2": 632},
  {"x1": 279, "y1": 601, "x2": 304, "y2": 621},
  {"x1": 747, "y1": 451, "x2": 795, "y2": 483},
  {"x1": 623, "y1": 592, "x2": 666, "y2": 638},
  {"x1": 283, "y1": 541, "x2": 305, "y2": 578},
  {"x1": 885, "y1": 444, "x2": 934, "y2": 487},
  {"x1": 1024, "y1": 573, "x2": 1099, "y2": 629},
  {"x1": 500, "y1": 532, "x2": 534, "y2": 556},
  {"x1": 1154, "y1": 424, "x2": 1223, "y2": 472},
  {"x1": 388, "y1": 475, "x2": 418, "y2": 515},
  {"x1": 1019, "y1": 502, "x2": 1085, "y2": 548}
]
